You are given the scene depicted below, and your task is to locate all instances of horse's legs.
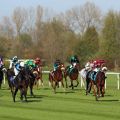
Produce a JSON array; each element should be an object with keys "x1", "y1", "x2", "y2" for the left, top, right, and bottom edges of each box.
[
  {"x1": 74, "y1": 79, "x2": 79, "y2": 87},
  {"x1": 64, "y1": 75, "x2": 68, "y2": 88},
  {"x1": 86, "y1": 81, "x2": 92, "y2": 95},
  {"x1": 97, "y1": 84, "x2": 101, "y2": 98},
  {"x1": 91, "y1": 81, "x2": 98, "y2": 101},
  {"x1": 29, "y1": 83, "x2": 34, "y2": 96},
  {"x1": 69, "y1": 80, "x2": 74, "y2": 89},
  {"x1": 20, "y1": 87, "x2": 27, "y2": 102},
  {"x1": 61, "y1": 80, "x2": 66, "y2": 92},
  {"x1": 13, "y1": 88, "x2": 18, "y2": 102},
  {"x1": 53, "y1": 81, "x2": 57, "y2": 94},
  {"x1": 101, "y1": 85, "x2": 105, "y2": 97},
  {"x1": 29, "y1": 78, "x2": 34, "y2": 96},
  {"x1": 24, "y1": 87, "x2": 28, "y2": 102}
]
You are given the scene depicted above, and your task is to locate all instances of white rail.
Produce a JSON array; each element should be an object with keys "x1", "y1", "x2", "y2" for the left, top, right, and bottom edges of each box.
[
  {"x1": 80, "y1": 72, "x2": 120, "y2": 90},
  {"x1": 3, "y1": 71, "x2": 120, "y2": 90}
]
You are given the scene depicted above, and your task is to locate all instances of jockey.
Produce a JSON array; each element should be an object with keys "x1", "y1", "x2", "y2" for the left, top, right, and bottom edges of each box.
[
  {"x1": 69, "y1": 55, "x2": 80, "y2": 69},
  {"x1": 9, "y1": 56, "x2": 19, "y2": 68},
  {"x1": 24, "y1": 59, "x2": 36, "y2": 70},
  {"x1": 53, "y1": 59, "x2": 61, "y2": 71},
  {"x1": 34, "y1": 57, "x2": 41, "y2": 66},
  {"x1": 70, "y1": 55, "x2": 79, "y2": 65},
  {"x1": 0, "y1": 56, "x2": 4, "y2": 68},
  {"x1": 9, "y1": 56, "x2": 25, "y2": 76},
  {"x1": 91, "y1": 59, "x2": 106, "y2": 81},
  {"x1": 66, "y1": 55, "x2": 79, "y2": 73},
  {"x1": 9, "y1": 56, "x2": 20, "y2": 76},
  {"x1": 34, "y1": 57, "x2": 42, "y2": 72}
]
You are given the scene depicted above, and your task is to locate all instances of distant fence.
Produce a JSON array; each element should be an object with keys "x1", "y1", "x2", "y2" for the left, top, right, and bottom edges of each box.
[{"x1": 3, "y1": 70, "x2": 120, "y2": 90}]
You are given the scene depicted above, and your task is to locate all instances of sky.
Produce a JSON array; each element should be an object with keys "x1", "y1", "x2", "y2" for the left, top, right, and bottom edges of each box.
[{"x1": 0, "y1": 0, "x2": 120, "y2": 17}]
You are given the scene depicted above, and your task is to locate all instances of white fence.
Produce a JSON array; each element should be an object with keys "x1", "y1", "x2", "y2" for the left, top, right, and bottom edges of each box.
[
  {"x1": 3, "y1": 71, "x2": 120, "y2": 90},
  {"x1": 80, "y1": 72, "x2": 120, "y2": 90}
]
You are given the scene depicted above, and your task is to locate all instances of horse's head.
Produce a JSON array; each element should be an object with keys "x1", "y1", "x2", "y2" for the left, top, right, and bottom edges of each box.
[
  {"x1": 72, "y1": 62, "x2": 80, "y2": 70},
  {"x1": 101, "y1": 66, "x2": 107, "y2": 73},
  {"x1": 60, "y1": 63, "x2": 65, "y2": 71}
]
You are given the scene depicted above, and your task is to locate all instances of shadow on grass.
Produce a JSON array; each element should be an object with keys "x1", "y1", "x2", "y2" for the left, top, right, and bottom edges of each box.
[
  {"x1": 99, "y1": 99, "x2": 119, "y2": 102},
  {"x1": 27, "y1": 94, "x2": 48, "y2": 99},
  {"x1": 56, "y1": 91, "x2": 75, "y2": 94}
]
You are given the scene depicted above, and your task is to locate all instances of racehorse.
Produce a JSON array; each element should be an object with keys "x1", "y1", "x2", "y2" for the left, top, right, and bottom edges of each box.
[
  {"x1": 86, "y1": 67, "x2": 107, "y2": 101},
  {"x1": 0, "y1": 66, "x2": 6, "y2": 89},
  {"x1": 0, "y1": 67, "x2": 4, "y2": 89},
  {"x1": 79, "y1": 68, "x2": 89, "y2": 90},
  {"x1": 6, "y1": 68, "x2": 29, "y2": 102},
  {"x1": 64, "y1": 63, "x2": 80, "y2": 90},
  {"x1": 33, "y1": 65, "x2": 43, "y2": 88},
  {"x1": 25, "y1": 68, "x2": 36, "y2": 96},
  {"x1": 49, "y1": 63, "x2": 65, "y2": 93}
]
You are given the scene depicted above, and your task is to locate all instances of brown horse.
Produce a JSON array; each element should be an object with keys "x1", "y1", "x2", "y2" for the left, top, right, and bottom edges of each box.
[
  {"x1": 64, "y1": 63, "x2": 80, "y2": 90},
  {"x1": 49, "y1": 63, "x2": 65, "y2": 93},
  {"x1": 86, "y1": 68, "x2": 107, "y2": 101},
  {"x1": 33, "y1": 65, "x2": 43, "y2": 88}
]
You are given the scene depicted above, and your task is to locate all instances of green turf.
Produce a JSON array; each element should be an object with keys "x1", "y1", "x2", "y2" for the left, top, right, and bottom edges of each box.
[{"x1": 0, "y1": 74, "x2": 120, "y2": 120}]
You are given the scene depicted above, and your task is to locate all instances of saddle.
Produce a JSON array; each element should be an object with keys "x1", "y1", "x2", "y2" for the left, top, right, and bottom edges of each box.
[{"x1": 90, "y1": 71, "x2": 98, "y2": 81}]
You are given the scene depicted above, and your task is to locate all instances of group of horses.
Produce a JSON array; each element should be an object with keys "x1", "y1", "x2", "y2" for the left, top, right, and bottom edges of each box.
[
  {"x1": 49, "y1": 62, "x2": 107, "y2": 101},
  {"x1": 0, "y1": 62, "x2": 107, "y2": 102}
]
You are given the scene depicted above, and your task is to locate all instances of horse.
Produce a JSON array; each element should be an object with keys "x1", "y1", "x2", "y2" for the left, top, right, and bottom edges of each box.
[
  {"x1": 6, "y1": 68, "x2": 30, "y2": 102},
  {"x1": 64, "y1": 63, "x2": 80, "y2": 90},
  {"x1": 33, "y1": 65, "x2": 43, "y2": 88},
  {"x1": 79, "y1": 68, "x2": 89, "y2": 90},
  {"x1": 86, "y1": 67, "x2": 107, "y2": 101},
  {"x1": 49, "y1": 63, "x2": 65, "y2": 93},
  {"x1": 25, "y1": 68, "x2": 36, "y2": 96},
  {"x1": 0, "y1": 66, "x2": 6, "y2": 89}
]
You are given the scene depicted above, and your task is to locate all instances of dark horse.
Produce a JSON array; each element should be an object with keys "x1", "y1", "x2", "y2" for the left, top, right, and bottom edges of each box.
[
  {"x1": 64, "y1": 63, "x2": 80, "y2": 89},
  {"x1": 6, "y1": 68, "x2": 29, "y2": 102},
  {"x1": 86, "y1": 69, "x2": 107, "y2": 101},
  {"x1": 0, "y1": 66, "x2": 6, "y2": 89},
  {"x1": 49, "y1": 63, "x2": 65, "y2": 93}
]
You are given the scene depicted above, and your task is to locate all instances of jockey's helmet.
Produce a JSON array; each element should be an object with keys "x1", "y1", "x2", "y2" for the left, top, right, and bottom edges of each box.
[
  {"x1": 20, "y1": 61, "x2": 25, "y2": 67},
  {"x1": 12, "y1": 56, "x2": 18, "y2": 62},
  {"x1": 35, "y1": 57, "x2": 41, "y2": 64}
]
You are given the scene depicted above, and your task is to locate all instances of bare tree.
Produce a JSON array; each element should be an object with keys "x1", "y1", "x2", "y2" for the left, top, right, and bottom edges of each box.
[
  {"x1": 12, "y1": 7, "x2": 28, "y2": 36},
  {"x1": 60, "y1": 2, "x2": 102, "y2": 35},
  {"x1": 0, "y1": 16, "x2": 14, "y2": 39}
]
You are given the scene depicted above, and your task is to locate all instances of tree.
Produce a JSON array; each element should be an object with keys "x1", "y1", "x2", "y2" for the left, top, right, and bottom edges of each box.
[
  {"x1": 100, "y1": 10, "x2": 120, "y2": 69},
  {"x1": 12, "y1": 7, "x2": 28, "y2": 36},
  {"x1": 61, "y1": 2, "x2": 102, "y2": 35},
  {"x1": 75, "y1": 26, "x2": 99, "y2": 65}
]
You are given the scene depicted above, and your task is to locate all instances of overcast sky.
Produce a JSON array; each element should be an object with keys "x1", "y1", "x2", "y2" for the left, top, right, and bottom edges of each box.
[{"x1": 0, "y1": 0, "x2": 120, "y2": 17}]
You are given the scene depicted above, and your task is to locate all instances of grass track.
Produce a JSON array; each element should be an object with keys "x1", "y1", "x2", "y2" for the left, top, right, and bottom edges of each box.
[{"x1": 0, "y1": 74, "x2": 120, "y2": 120}]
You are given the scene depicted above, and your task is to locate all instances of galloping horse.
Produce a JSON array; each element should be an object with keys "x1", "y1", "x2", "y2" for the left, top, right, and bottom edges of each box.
[
  {"x1": 25, "y1": 68, "x2": 36, "y2": 96},
  {"x1": 33, "y1": 65, "x2": 43, "y2": 88},
  {"x1": 64, "y1": 63, "x2": 80, "y2": 89},
  {"x1": 86, "y1": 67, "x2": 107, "y2": 101},
  {"x1": 6, "y1": 68, "x2": 29, "y2": 102},
  {"x1": 0, "y1": 67, "x2": 4, "y2": 89},
  {"x1": 0, "y1": 65, "x2": 6, "y2": 89},
  {"x1": 49, "y1": 63, "x2": 65, "y2": 93}
]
